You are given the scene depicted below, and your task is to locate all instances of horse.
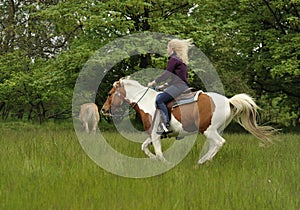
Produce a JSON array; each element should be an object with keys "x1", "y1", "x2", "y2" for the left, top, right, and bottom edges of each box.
[
  {"x1": 79, "y1": 103, "x2": 100, "y2": 134},
  {"x1": 101, "y1": 77, "x2": 276, "y2": 164}
]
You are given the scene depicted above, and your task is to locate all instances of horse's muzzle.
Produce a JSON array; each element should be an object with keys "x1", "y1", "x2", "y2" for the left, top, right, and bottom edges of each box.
[{"x1": 101, "y1": 108, "x2": 111, "y2": 117}]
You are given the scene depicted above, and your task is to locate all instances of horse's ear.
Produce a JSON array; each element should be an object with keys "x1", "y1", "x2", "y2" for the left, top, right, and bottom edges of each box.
[
  {"x1": 125, "y1": 76, "x2": 131, "y2": 80},
  {"x1": 113, "y1": 81, "x2": 120, "y2": 88}
]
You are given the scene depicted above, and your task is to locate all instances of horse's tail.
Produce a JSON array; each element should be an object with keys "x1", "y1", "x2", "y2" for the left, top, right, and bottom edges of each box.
[{"x1": 229, "y1": 94, "x2": 276, "y2": 143}]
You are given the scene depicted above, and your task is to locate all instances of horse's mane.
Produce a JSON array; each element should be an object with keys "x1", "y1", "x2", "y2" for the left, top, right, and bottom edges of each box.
[{"x1": 121, "y1": 77, "x2": 145, "y2": 89}]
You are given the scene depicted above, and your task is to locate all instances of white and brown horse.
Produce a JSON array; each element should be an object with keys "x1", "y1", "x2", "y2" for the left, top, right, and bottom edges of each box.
[
  {"x1": 79, "y1": 103, "x2": 100, "y2": 134},
  {"x1": 101, "y1": 77, "x2": 276, "y2": 164}
]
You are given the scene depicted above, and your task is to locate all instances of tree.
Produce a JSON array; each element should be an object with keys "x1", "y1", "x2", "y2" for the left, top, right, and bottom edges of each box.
[
  {"x1": 234, "y1": 0, "x2": 300, "y2": 126},
  {"x1": 0, "y1": 0, "x2": 88, "y2": 121},
  {"x1": 0, "y1": 0, "x2": 299, "y2": 126},
  {"x1": 187, "y1": 0, "x2": 300, "y2": 126}
]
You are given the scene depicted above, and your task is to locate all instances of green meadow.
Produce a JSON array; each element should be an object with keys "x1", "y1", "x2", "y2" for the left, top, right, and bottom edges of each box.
[{"x1": 0, "y1": 123, "x2": 299, "y2": 210}]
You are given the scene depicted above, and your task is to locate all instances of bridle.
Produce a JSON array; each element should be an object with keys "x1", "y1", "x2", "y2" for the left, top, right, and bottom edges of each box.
[{"x1": 109, "y1": 84, "x2": 150, "y2": 118}]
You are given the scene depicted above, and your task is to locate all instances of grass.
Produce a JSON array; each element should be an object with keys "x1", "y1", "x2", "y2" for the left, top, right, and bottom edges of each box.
[{"x1": 0, "y1": 123, "x2": 299, "y2": 209}]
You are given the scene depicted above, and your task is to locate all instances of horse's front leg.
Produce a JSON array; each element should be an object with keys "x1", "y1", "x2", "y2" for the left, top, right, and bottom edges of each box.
[
  {"x1": 141, "y1": 137, "x2": 156, "y2": 159},
  {"x1": 142, "y1": 136, "x2": 167, "y2": 162},
  {"x1": 151, "y1": 135, "x2": 167, "y2": 162}
]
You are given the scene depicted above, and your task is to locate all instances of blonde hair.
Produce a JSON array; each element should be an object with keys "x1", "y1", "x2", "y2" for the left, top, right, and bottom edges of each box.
[{"x1": 168, "y1": 38, "x2": 193, "y2": 65}]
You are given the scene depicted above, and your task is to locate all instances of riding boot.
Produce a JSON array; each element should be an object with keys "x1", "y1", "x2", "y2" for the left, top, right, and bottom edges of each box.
[
  {"x1": 157, "y1": 122, "x2": 172, "y2": 135},
  {"x1": 157, "y1": 110, "x2": 172, "y2": 135}
]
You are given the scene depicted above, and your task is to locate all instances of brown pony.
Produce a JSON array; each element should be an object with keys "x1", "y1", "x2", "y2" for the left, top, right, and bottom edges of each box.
[{"x1": 79, "y1": 103, "x2": 100, "y2": 134}]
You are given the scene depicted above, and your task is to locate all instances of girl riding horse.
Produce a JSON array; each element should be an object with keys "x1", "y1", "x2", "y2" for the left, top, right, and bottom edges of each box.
[{"x1": 147, "y1": 38, "x2": 193, "y2": 134}]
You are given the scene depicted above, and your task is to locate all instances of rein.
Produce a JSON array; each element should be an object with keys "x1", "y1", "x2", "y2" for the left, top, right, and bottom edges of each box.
[
  {"x1": 130, "y1": 87, "x2": 150, "y2": 110},
  {"x1": 110, "y1": 87, "x2": 150, "y2": 118}
]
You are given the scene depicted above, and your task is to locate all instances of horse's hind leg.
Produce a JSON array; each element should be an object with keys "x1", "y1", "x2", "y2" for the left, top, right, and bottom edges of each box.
[
  {"x1": 83, "y1": 122, "x2": 89, "y2": 133},
  {"x1": 198, "y1": 128, "x2": 226, "y2": 164},
  {"x1": 92, "y1": 121, "x2": 98, "y2": 134}
]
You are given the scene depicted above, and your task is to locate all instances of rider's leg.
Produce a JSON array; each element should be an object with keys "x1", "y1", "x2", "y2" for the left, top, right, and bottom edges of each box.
[{"x1": 155, "y1": 92, "x2": 173, "y2": 133}]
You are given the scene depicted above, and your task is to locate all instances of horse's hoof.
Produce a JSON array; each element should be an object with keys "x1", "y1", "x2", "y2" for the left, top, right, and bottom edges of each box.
[
  {"x1": 198, "y1": 159, "x2": 206, "y2": 164},
  {"x1": 176, "y1": 136, "x2": 184, "y2": 140}
]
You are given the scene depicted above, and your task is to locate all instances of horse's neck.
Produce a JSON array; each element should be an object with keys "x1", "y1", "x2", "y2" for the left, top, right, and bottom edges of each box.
[
  {"x1": 124, "y1": 84, "x2": 157, "y2": 114},
  {"x1": 125, "y1": 84, "x2": 146, "y2": 101}
]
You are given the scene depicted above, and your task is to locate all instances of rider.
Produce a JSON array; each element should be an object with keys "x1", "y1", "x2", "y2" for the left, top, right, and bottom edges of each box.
[{"x1": 148, "y1": 38, "x2": 192, "y2": 134}]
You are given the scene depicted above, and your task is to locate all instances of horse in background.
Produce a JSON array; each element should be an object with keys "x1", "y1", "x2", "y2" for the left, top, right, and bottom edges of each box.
[
  {"x1": 79, "y1": 103, "x2": 100, "y2": 134},
  {"x1": 101, "y1": 77, "x2": 277, "y2": 164}
]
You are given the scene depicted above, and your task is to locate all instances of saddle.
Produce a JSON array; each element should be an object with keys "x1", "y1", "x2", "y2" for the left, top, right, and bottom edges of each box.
[
  {"x1": 167, "y1": 88, "x2": 203, "y2": 109},
  {"x1": 162, "y1": 88, "x2": 203, "y2": 140}
]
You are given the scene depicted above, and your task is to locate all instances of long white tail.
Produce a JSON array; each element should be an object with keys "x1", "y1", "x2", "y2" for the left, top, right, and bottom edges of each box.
[{"x1": 229, "y1": 94, "x2": 276, "y2": 143}]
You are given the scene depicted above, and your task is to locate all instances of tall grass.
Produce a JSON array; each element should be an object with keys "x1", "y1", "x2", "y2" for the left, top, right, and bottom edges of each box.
[{"x1": 0, "y1": 124, "x2": 299, "y2": 209}]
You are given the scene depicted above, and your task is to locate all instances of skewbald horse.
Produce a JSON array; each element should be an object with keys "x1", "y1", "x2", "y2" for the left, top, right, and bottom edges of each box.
[{"x1": 101, "y1": 77, "x2": 276, "y2": 164}]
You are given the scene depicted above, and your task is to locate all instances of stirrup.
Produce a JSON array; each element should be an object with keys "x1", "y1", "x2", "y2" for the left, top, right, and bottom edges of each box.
[{"x1": 156, "y1": 123, "x2": 172, "y2": 135}]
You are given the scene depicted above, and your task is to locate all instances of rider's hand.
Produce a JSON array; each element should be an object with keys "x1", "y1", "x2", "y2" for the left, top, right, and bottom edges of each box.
[
  {"x1": 147, "y1": 80, "x2": 156, "y2": 87},
  {"x1": 158, "y1": 83, "x2": 169, "y2": 89}
]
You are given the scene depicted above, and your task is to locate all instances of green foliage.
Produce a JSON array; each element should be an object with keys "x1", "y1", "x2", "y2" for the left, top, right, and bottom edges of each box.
[
  {"x1": 188, "y1": 0, "x2": 300, "y2": 126},
  {"x1": 0, "y1": 0, "x2": 299, "y2": 126}
]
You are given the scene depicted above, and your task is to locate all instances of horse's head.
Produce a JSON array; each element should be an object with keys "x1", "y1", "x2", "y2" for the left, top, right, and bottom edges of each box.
[{"x1": 101, "y1": 79, "x2": 128, "y2": 117}]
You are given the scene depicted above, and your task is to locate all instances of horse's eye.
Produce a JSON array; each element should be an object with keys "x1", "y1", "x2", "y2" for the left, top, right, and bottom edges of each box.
[{"x1": 108, "y1": 93, "x2": 112, "y2": 96}]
